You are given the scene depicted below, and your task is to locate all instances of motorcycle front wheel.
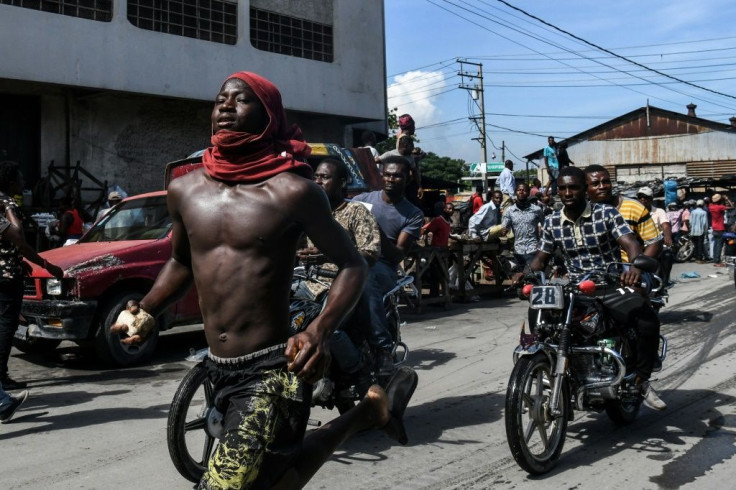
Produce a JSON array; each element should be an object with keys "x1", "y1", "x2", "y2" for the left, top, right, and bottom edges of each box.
[
  {"x1": 505, "y1": 353, "x2": 569, "y2": 475},
  {"x1": 167, "y1": 363, "x2": 217, "y2": 483}
]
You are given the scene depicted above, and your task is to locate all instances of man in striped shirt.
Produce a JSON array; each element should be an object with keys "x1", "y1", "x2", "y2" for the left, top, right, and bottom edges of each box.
[{"x1": 584, "y1": 165, "x2": 662, "y2": 263}]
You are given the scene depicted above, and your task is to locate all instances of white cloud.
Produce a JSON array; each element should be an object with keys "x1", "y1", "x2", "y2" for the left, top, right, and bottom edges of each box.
[{"x1": 387, "y1": 70, "x2": 445, "y2": 130}]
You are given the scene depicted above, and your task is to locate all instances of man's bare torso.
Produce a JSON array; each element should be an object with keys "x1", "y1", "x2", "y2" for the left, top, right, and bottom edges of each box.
[{"x1": 169, "y1": 168, "x2": 307, "y2": 357}]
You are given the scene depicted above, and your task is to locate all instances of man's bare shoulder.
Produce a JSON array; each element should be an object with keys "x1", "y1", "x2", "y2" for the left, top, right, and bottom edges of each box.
[
  {"x1": 264, "y1": 171, "x2": 325, "y2": 204},
  {"x1": 168, "y1": 167, "x2": 208, "y2": 196}
]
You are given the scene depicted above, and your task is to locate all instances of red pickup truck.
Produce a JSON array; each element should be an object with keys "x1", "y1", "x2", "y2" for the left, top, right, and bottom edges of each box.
[{"x1": 17, "y1": 144, "x2": 380, "y2": 366}]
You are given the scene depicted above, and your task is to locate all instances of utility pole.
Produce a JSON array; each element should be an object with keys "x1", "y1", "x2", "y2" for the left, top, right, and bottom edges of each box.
[{"x1": 458, "y1": 59, "x2": 488, "y2": 191}]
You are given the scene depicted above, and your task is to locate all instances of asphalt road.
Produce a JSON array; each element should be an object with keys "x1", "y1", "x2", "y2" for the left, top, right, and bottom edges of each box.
[{"x1": 1, "y1": 262, "x2": 735, "y2": 489}]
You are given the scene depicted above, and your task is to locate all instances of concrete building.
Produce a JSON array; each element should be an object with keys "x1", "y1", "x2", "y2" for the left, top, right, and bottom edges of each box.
[
  {"x1": 524, "y1": 104, "x2": 736, "y2": 187},
  {"x1": 0, "y1": 0, "x2": 387, "y2": 199}
]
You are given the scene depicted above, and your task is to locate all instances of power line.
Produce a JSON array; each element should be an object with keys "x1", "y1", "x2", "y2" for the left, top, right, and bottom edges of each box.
[
  {"x1": 427, "y1": 0, "x2": 733, "y2": 112},
  {"x1": 496, "y1": 0, "x2": 736, "y2": 101}
]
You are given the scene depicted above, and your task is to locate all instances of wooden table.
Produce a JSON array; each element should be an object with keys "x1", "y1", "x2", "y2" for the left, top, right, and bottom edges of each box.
[
  {"x1": 449, "y1": 240, "x2": 505, "y2": 301},
  {"x1": 402, "y1": 246, "x2": 452, "y2": 313}
]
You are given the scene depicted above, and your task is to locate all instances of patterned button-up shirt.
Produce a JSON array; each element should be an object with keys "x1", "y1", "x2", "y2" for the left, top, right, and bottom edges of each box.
[
  {"x1": 501, "y1": 202, "x2": 544, "y2": 255},
  {"x1": 0, "y1": 195, "x2": 24, "y2": 282},
  {"x1": 305, "y1": 200, "x2": 380, "y2": 297},
  {"x1": 538, "y1": 202, "x2": 632, "y2": 280}
]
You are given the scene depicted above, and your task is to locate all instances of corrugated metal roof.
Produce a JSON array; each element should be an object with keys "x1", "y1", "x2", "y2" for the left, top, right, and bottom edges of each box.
[{"x1": 524, "y1": 105, "x2": 736, "y2": 160}]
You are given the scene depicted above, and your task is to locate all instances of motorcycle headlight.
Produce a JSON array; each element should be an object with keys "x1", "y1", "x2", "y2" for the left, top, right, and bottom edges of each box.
[{"x1": 46, "y1": 278, "x2": 63, "y2": 296}]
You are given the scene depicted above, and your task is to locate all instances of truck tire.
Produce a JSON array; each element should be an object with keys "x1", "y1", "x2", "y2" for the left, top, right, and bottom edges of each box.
[{"x1": 94, "y1": 292, "x2": 158, "y2": 367}]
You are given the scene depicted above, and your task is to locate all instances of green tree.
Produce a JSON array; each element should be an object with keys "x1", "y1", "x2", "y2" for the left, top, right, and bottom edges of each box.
[
  {"x1": 419, "y1": 152, "x2": 466, "y2": 186},
  {"x1": 376, "y1": 106, "x2": 399, "y2": 154}
]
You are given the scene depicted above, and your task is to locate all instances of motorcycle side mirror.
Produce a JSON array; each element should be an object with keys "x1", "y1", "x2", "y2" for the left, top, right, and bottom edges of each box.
[{"x1": 631, "y1": 254, "x2": 659, "y2": 273}]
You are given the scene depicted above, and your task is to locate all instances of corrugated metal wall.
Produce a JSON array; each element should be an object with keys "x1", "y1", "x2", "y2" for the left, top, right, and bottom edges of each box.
[{"x1": 568, "y1": 131, "x2": 736, "y2": 167}]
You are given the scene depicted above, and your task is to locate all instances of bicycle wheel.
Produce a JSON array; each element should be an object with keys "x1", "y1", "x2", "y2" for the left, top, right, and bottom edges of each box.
[
  {"x1": 505, "y1": 353, "x2": 569, "y2": 475},
  {"x1": 167, "y1": 363, "x2": 218, "y2": 483}
]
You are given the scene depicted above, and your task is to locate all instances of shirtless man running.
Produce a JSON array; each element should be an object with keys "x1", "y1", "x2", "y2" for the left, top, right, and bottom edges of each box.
[{"x1": 113, "y1": 72, "x2": 416, "y2": 489}]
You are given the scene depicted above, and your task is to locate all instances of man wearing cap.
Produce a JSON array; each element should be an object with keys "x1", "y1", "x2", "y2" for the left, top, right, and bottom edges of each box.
[
  {"x1": 95, "y1": 191, "x2": 123, "y2": 223},
  {"x1": 708, "y1": 193, "x2": 733, "y2": 266},
  {"x1": 689, "y1": 200, "x2": 709, "y2": 263}
]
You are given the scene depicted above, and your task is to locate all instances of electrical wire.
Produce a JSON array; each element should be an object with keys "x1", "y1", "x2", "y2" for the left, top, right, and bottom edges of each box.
[
  {"x1": 430, "y1": 0, "x2": 736, "y2": 111},
  {"x1": 496, "y1": 0, "x2": 736, "y2": 102}
]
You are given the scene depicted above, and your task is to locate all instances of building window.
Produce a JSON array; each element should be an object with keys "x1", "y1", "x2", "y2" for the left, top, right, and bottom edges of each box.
[
  {"x1": 250, "y1": 7, "x2": 333, "y2": 63},
  {"x1": 127, "y1": 0, "x2": 237, "y2": 45},
  {"x1": 0, "y1": 0, "x2": 112, "y2": 22}
]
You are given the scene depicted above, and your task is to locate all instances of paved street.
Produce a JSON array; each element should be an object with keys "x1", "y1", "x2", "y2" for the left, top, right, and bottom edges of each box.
[{"x1": 1, "y1": 261, "x2": 735, "y2": 489}]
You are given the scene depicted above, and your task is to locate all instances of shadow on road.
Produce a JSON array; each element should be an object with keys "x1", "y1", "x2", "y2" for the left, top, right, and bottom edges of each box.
[
  {"x1": 408, "y1": 347, "x2": 456, "y2": 371},
  {"x1": 659, "y1": 309, "x2": 714, "y2": 324},
  {"x1": 326, "y1": 392, "x2": 504, "y2": 465},
  {"x1": 401, "y1": 295, "x2": 523, "y2": 322},
  {"x1": 0, "y1": 401, "x2": 170, "y2": 441},
  {"x1": 529, "y1": 388, "x2": 736, "y2": 486}
]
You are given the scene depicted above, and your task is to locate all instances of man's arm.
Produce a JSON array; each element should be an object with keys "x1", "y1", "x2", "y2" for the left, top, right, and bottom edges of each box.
[
  {"x1": 349, "y1": 205, "x2": 381, "y2": 267},
  {"x1": 1, "y1": 208, "x2": 63, "y2": 279},
  {"x1": 660, "y1": 221, "x2": 673, "y2": 247},
  {"x1": 618, "y1": 233, "x2": 644, "y2": 287},
  {"x1": 380, "y1": 230, "x2": 415, "y2": 263},
  {"x1": 468, "y1": 205, "x2": 488, "y2": 238},
  {"x1": 288, "y1": 181, "x2": 368, "y2": 381},
  {"x1": 117, "y1": 181, "x2": 195, "y2": 344},
  {"x1": 413, "y1": 162, "x2": 423, "y2": 198}
]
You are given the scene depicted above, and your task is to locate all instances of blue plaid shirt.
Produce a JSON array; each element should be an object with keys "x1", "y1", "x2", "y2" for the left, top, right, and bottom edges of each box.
[{"x1": 539, "y1": 203, "x2": 633, "y2": 279}]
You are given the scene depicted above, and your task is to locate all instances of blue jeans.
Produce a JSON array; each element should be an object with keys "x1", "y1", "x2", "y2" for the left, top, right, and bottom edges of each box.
[
  {"x1": 0, "y1": 280, "x2": 23, "y2": 378},
  {"x1": 364, "y1": 261, "x2": 397, "y2": 351},
  {"x1": 0, "y1": 381, "x2": 11, "y2": 410},
  {"x1": 712, "y1": 230, "x2": 724, "y2": 263},
  {"x1": 548, "y1": 167, "x2": 559, "y2": 195}
]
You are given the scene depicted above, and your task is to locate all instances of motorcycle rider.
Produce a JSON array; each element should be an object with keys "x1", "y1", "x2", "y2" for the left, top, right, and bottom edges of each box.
[
  {"x1": 584, "y1": 165, "x2": 662, "y2": 264},
  {"x1": 584, "y1": 165, "x2": 663, "y2": 296},
  {"x1": 353, "y1": 157, "x2": 424, "y2": 377},
  {"x1": 296, "y1": 158, "x2": 381, "y2": 382},
  {"x1": 514, "y1": 166, "x2": 666, "y2": 411}
]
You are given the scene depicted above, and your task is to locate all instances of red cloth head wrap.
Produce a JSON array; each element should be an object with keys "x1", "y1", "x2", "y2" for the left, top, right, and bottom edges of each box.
[
  {"x1": 398, "y1": 114, "x2": 415, "y2": 132},
  {"x1": 202, "y1": 71, "x2": 312, "y2": 182}
]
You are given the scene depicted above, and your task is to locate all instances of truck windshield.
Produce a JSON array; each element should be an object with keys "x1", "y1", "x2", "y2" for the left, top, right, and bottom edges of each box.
[{"x1": 80, "y1": 196, "x2": 172, "y2": 242}]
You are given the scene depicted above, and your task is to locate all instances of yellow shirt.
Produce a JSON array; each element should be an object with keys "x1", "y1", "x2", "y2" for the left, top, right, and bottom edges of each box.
[{"x1": 617, "y1": 197, "x2": 662, "y2": 262}]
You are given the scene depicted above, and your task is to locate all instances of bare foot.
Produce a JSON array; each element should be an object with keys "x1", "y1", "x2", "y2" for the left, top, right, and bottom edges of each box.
[{"x1": 364, "y1": 384, "x2": 390, "y2": 429}]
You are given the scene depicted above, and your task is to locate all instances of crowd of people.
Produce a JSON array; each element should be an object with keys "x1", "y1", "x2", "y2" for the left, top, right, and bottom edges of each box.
[{"x1": 3, "y1": 69, "x2": 736, "y2": 488}]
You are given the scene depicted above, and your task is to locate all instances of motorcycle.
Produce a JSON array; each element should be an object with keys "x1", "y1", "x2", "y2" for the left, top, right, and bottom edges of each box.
[
  {"x1": 504, "y1": 255, "x2": 667, "y2": 475},
  {"x1": 166, "y1": 266, "x2": 414, "y2": 484},
  {"x1": 674, "y1": 234, "x2": 694, "y2": 262}
]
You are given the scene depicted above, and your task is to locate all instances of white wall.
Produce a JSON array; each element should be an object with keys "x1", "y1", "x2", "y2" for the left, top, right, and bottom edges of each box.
[{"x1": 0, "y1": 1, "x2": 386, "y2": 120}]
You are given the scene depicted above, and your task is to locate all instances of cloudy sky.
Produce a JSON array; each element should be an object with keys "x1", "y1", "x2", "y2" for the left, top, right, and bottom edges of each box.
[{"x1": 384, "y1": 0, "x2": 736, "y2": 167}]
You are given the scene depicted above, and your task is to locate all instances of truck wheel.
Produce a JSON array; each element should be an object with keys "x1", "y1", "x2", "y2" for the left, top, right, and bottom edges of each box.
[
  {"x1": 94, "y1": 292, "x2": 158, "y2": 367},
  {"x1": 13, "y1": 337, "x2": 61, "y2": 355}
]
